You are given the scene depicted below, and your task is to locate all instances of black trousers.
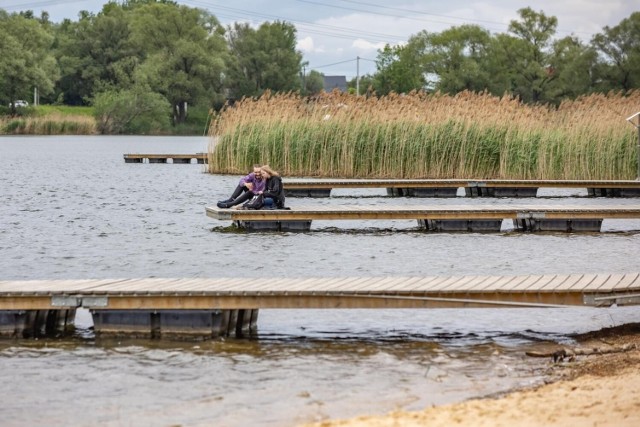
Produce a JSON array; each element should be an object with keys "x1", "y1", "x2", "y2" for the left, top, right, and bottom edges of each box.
[
  {"x1": 230, "y1": 184, "x2": 248, "y2": 200},
  {"x1": 228, "y1": 190, "x2": 255, "y2": 207}
]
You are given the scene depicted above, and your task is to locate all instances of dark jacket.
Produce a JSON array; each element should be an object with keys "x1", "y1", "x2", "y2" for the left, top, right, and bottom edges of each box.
[{"x1": 263, "y1": 175, "x2": 285, "y2": 208}]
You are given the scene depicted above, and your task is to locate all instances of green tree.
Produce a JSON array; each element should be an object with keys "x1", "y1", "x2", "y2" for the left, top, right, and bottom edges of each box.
[
  {"x1": 591, "y1": 12, "x2": 640, "y2": 92},
  {"x1": 416, "y1": 25, "x2": 492, "y2": 94},
  {"x1": 93, "y1": 86, "x2": 170, "y2": 134},
  {"x1": 372, "y1": 43, "x2": 425, "y2": 95},
  {"x1": 54, "y1": 5, "x2": 139, "y2": 105},
  {"x1": 347, "y1": 74, "x2": 375, "y2": 95},
  {"x1": 303, "y1": 69, "x2": 324, "y2": 95},
  {"x1": 129, "y1": 2, "x2": 228, "y2": 124},
  {"x1": 491, "y1": 7, "x2": 559, "y2": 103},
  {"x1": 0, "y1": 11, "x2": 59, "y2": 112},
  {"x1": 545, "y1": 36, "x2": 598, "y2": 101},
  {"x1": 226, "y1": 21, "x2": 303, "y2": 98}
]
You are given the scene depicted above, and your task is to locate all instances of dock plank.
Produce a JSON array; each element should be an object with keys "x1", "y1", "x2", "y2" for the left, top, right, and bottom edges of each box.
[
  {"x1": 612, "y1": 273, "x2": 640, "y2": 290},
  {"x1": 206, "y1": 204, "x2": 640, "y2": 222},
  {"x1": 283, "y1": 178, "x2": 640, "y2": 190},
  {"x1": 2, "y1": 273, "x2": 640, "y2": 309}
]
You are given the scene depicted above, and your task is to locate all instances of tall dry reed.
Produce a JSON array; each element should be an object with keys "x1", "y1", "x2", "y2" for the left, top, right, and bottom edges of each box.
[{"x1": 208, "y1": 90, "x2": 639, "y2": 179}]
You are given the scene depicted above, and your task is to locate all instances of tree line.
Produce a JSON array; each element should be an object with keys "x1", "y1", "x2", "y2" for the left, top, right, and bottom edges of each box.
[{"x1": 1, "y1": 0, "x2": 638, "y2": 133}]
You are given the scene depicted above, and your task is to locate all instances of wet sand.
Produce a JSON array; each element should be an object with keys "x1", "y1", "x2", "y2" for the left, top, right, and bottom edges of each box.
[{"x1": 305, "y1": 324, "x2": 640, "y2": 427}]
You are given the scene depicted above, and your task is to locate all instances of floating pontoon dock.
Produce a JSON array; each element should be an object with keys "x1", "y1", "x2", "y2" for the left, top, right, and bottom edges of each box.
[
  {"x1": 123, "y1": 153, "x2": 207, "y2": 164},
  {"x1": 1, "y1": 273, "x2": 638, "y2": 339},
  {"x1": 205, "y1": 204, "x2": 640, "y2": 232},
  {"x1": 282, "y1": 179, "x2": 640, "y2": 198}
]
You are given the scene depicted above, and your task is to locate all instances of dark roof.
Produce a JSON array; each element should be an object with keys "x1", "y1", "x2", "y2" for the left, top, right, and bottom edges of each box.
[{"x1": 323, "y1": 75, "x2": 348, "y2": 92}]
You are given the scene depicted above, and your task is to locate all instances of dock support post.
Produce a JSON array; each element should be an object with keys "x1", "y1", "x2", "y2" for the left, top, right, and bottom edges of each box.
[
  {"x1": 226, "y1": 310, "x2": 239, "y2": 337},
  {"x1": 249, "y1": 309, "x2": 259, "y2": 335},
  {"x1": 236, "y1": 309, "x2": 252, "y2": 337}
]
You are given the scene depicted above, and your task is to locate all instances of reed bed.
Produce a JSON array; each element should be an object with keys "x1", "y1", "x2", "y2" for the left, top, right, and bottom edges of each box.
[
  {"x1": 1, "y1": 113, "x2": 97, "y2": 135},
  {"x1": 208, "y1": 90, "x2": 639, "y2": 179}
]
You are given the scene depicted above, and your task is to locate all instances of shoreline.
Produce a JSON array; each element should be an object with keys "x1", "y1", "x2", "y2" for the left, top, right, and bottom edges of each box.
[{"x1": 305, "y1": 323, "x2": 640, "y2": 427}]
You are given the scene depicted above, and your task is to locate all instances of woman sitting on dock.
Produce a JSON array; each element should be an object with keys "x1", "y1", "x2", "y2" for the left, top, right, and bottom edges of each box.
[
  {"x1": 217, "y1": 164, "x2": 266, "y2": 208},
  {"x1": 258, "y1": 165, "x2": 285, "y2": 209}
]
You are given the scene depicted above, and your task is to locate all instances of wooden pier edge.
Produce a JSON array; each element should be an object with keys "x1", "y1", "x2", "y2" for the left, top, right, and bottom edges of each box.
[
  {"x1": 1, "y1": 273, "x2": 639, "y2": 340},
  {"x1": 123, "y1": 153, "x2": 208, "y2": 164},
  {"x1": 205, "y1": 205, "x2": 640, "y2": 232}
]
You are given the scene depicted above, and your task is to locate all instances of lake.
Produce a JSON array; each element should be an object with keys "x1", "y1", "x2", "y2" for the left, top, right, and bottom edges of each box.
[{"x1": 1, "y1": 135, "x2": 639, "y2": 426}]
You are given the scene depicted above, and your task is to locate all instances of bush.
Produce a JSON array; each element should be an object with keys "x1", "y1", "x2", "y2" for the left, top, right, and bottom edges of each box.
[{"x1": 93, "y1": 88, "x2": 171, "y2": 134}]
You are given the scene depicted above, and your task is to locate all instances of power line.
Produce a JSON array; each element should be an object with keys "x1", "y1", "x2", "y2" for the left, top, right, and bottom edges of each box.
[
  {"x1": 296, "y1": 0, "x2": 509, "y2": 33},
  {"x1": 2, "y1": 0, "x2": 85, "y2": 10},
  {"x1": 299, "y1": 0, "x2": 593, "y2": 37},
  {"x1": 338, "y1": 0, "x2": 512, "y2": 28},
  {"x1": 182, "y1": 0, "x2": 407, "y2": 43},
  {"x1": 313, "y1": 58, "x2": 357, "y2": 69}
]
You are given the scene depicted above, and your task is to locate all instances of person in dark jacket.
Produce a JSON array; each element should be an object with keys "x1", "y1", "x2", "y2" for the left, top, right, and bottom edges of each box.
[{"x1": 258, "y1": 165, "x2": 285, "y2": 209}]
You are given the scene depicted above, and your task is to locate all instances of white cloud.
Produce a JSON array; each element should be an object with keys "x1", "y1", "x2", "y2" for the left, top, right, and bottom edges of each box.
[
  {"x1": 296, "y1": 36, "x2": 315, "y2": 53},
  {"x1": 352, "y1": 39, "x2": 387, "y2": 51}
]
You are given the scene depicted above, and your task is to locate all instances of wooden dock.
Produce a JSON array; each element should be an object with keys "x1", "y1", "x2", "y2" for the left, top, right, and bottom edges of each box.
[
  {"x1": 1, "y1": 273, "x2": 639, "y2": 309},
  {"x1": 282, "y1": 178, "x2": 640, "y2": 198},
  {"x1": 123, "y1": 153, "x2": 207, "y2": 164},
  {"x1": 205, "y1": 204, "x2": 640, "y2": 232},
  {"x1": 1, "y1": 273, "x2": 638, "y2": 339}
]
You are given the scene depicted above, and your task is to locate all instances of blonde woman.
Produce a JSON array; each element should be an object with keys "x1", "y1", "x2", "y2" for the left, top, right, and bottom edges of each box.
[{"x1": 258, "y1": 165, "x2": 285, "y2": 209}]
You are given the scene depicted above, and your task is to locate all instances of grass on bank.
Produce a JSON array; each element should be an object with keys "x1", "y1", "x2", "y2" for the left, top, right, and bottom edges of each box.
[
  {"x1": 208, "y1": 90, "x2": 639, "y2": 180},
  {"x1": 0, "y1": 104, "x2": 211, "y2": 135},
  {"x1": 0, "y1": 111, "x2": 97, "y2": 135}
]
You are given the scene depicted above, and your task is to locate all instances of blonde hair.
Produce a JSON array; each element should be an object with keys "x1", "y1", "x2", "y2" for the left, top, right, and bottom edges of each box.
[{"x1": 260, "y1": 165, "x2": 279, "y2": 177}]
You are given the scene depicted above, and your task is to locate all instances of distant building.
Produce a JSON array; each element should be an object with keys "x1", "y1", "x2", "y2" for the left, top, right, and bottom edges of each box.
[{"x1": 323, "y1": 75, "x2": 347, "y2": 93}]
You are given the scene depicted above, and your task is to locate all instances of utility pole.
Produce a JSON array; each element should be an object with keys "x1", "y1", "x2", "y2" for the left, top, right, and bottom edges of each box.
[
  {"x1": 356, "y1": 56, "x2": 360, "y2": 96},
  {"x1": 626, "y1": 112, "x2": 640, "y2": 180}
]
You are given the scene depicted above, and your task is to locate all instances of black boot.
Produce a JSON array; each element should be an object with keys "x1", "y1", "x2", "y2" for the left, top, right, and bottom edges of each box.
[
  {"x1": 218, "y1": 185, "x2": 246, "y2": 204},
  {"x1": 227, "y1": 191, "x2": 253, "y2": 207}
]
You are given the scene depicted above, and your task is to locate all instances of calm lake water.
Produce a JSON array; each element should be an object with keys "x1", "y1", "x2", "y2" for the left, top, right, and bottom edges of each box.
[{"x1": 1, "y1": 135, "x2": 639, "y2": 426}]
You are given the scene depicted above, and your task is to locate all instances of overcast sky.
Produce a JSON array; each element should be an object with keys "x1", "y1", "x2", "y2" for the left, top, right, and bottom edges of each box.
[{"x1": 2, "y1": 0, "x2": 638, "y2": 78}]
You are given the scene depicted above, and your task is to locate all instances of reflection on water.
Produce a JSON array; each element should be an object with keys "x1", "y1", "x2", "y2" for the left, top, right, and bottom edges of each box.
[{"x1": 1, "y1": 136, "x2": 639, "y2": 426}]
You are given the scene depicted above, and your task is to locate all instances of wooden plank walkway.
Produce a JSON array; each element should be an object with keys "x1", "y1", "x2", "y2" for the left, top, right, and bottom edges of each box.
[
  {"x1": 1, "y1": 273, "x2": 639, "y2": 310},
  {"x1": 282, "y1": 178, "x2": 640, "y2": 197},
  {"x1": 284, "y1": 178, "x2": 640, "y2": 189},
  {"x1": 206, "y1": 204, "x2": 640, "y2": 221},
  {"x1": 123, "y1": 153, "x2": 207, "y2": 164}
]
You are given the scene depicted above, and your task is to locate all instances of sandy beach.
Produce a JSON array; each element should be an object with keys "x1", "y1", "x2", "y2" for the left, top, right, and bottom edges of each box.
[{"x1": 305, "y1": 323, "x2": 640, "y2": 427}]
